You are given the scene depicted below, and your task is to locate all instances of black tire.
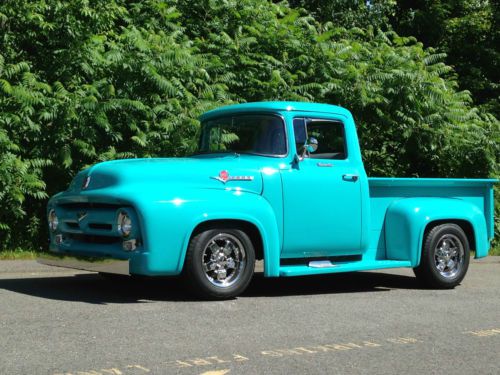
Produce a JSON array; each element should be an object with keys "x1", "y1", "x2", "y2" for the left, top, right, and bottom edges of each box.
[
  {"x1": 183, "y1": 226, "x2": 256, "y2": 300},
  {"x1": 98, "y1": 272, "x2": 129, "y2": 280},
  {"x1": 413, "y1": 223, "x2": 470, "y2": 288}
]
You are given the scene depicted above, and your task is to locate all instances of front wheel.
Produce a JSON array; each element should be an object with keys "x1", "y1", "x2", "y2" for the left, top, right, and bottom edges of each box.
[
  {"x1": 413, "y1": 223, "x2": 470, "y2": 288},
  {"x1": 183, "y1": 226, "x2": 255, "y2": 300}
]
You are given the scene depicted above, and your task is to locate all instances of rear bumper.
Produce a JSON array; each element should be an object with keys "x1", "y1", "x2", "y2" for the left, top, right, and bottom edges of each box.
[{"x1": 37, "y1": 253, "x2": 130, "y2": 275}]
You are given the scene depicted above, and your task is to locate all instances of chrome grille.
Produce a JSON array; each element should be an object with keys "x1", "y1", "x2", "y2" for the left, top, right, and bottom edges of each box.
[{"x1": 57, "y1": 203, "x2": 124, "y2": 241}]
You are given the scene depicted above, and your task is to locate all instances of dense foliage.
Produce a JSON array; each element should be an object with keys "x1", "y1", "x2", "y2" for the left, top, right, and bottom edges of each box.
[
  {"x1": 289, "y1": 0, "x2": 499, "y2": 116},
  {"x1": 0, "y1": 0, "x2": 498, "y2": 250},
  {"x1": 392, "y1": 0, "x2": 499, "y2": 117}
]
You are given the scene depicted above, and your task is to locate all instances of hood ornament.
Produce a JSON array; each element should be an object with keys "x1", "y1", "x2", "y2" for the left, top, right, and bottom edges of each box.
[{"x1": 211, "y1": 170, "x2": 254, "y2": 184}]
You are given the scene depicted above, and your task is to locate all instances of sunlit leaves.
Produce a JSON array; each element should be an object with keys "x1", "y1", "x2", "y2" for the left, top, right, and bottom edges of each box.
[{"x1": 0, "y1": 0, "x2": 497, "y2": 250}]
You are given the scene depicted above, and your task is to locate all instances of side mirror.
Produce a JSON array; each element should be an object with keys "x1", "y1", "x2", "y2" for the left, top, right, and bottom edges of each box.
[{"x1": 301, "y1": 137, "x2": 318, "y2": 158}]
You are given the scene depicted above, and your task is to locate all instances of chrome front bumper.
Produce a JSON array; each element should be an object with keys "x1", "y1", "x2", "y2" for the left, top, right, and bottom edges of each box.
[{"x1": 37, "y1": 253, "x2": 130, "y2": 275}]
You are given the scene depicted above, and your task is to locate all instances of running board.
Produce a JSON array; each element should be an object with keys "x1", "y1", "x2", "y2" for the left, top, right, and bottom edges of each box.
[
  {"x1": 308, "y1": 260, "x2": 337, "y2": 268},
  {"x1": 279, "y1": 260, "x2": 412, "y2": 277}
]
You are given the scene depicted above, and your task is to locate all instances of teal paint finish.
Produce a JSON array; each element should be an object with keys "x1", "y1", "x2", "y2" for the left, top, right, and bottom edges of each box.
[
  {"x1": 200, "y1": 101, "x2": 353, "y2": 122},
  {"x1": 385, "y1": 197, "x2": 488, "y2": 265},
  {"x1": 45, "y1": 101, "x2": 497, "y2": 280},
  {"x1": 49, "y1": 164, "x2": 282, "y2": 277},
  {"x1": 369, "y1": 178, "x2": 497, "y2": 263},
  {"x1": 85, "y1": 156, "x2": 265, "y2": 195},
  {"x1": 165, "y1": 189, "x2": 281, "y2": 277},
  {"x1": 488, "y1": 186, "x2": 495, "y2": 240},
  {"x1": 279, "y1": 260, "x2": 412, "y2": 277},
  {"x1": 280, "y1": 157, "x2": 363, "y2": 257},
  {"x1": 259, "y1": 165, "x2": 285, "y2": 266},
  {"x1": 130, "y1": 187, "x2": 282, "y2": 276},
  {"x1": 279, "y1": 110, "x2": 370, "y2": 258}
]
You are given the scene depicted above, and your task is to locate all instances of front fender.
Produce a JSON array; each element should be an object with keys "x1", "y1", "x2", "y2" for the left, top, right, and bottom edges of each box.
[
  {"x1": 129, "y1": 188, "x2": 281, "y2": 276},
  {"x1": 385, "y1": 198, "x2": 488, "y2": 266},
  {"x1": 178, "y1": 189, "x2": 281, "y2": 277}
]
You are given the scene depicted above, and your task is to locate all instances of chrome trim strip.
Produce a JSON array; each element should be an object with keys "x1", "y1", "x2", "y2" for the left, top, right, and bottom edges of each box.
[
  {"x1": 210, "y1": 175, "x2": 255, "y2": 184},
  {"x1": 37, "y1": 253, "x2": 130, "y2": 275}
]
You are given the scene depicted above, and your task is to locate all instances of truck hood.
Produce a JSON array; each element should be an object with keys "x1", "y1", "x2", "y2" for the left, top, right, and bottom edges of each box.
[{"x1": 67, "y1": 155, "x2": 265, "y2": 195}]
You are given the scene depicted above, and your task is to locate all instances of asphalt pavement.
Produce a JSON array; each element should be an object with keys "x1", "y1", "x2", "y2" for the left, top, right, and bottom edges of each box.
[{"x1": 0, "y1": 258, "x2": 499, "y2": 375}]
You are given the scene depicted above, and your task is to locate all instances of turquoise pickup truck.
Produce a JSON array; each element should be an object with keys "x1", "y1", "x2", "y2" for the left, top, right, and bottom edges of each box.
[{"x1": 39, "y1": 102, "x2": 497, "y2": 299}]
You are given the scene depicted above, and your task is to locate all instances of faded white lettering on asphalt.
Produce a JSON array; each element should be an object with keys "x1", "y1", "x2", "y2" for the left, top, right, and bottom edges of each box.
[
  {"x1": 53, "y1": 336, "x2": 425, "y2": 374},
  {"x1": 199, "y1": 370, "x2": 231, "y2": 375},
  {"x1": 463, "y1": 328, "x2": 500, "y2": 337},
  {"x1": 165, "y1": 354, "x2": 250, "y2": 368}
]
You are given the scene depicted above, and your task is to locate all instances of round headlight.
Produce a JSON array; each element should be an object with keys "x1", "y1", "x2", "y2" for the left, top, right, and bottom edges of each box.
[
  {"x1": 48, "y1": 209, "x2": 59, "y2": 232},
  {"x1": 117, "y1": 212, "x2": 132, "y2": 237}
]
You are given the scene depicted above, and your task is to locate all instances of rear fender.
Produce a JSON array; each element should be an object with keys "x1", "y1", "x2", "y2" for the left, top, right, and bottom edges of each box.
[{"x1": 385, "y1": 198, "x2": 488, "y2": 266}]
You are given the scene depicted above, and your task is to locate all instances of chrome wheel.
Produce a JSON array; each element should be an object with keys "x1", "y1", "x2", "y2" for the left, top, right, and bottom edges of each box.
[
  {"x1": 434, "y1": 234, "x2": 464, "y2": 279},
  {"x1": 414, "y1": 223, "x2": 470, "y2": 289},
  {"x1": 201, "y1": 233, "x2": 246, "y2": 288}
]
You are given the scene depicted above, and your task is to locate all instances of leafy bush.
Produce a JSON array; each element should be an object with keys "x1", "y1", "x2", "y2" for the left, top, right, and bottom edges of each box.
[
  {"x1": 0, "y1": 55, "x2": 51, "y2": 248},
  {"x1": 0, "y1": 0, "x2": 497, "y2": 250},
  {"x1": 175, "y1": 0, "x2": 498, "y2": 178}
]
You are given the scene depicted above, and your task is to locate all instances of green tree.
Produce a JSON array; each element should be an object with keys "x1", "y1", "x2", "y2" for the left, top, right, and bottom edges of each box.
[
  {"x1": 0, "y1": 0, "x2": 497, "y2": 251},
  {"x1": 0, "y1": 55, "x2": 50, "y2": 247},
  {"x1": 176, "y1": 0, "x2": 498, "y2": 177},
  {"x1": 0, "y1": 0, "x2": 231, "y2": 248},
  {"x1": 287, "y1": 0, "x2": 397, "y2": 29},
  {"x1": 391, "y1": 0, "x2": 499, "y2": 116}
]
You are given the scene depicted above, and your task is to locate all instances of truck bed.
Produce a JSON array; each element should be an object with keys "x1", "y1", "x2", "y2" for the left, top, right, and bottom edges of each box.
[{"x1": 368, "y1": 178, "x2": 497, "y2": 259}]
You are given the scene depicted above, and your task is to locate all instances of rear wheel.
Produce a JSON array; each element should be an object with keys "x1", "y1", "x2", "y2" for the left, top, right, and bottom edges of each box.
[
  {"x1": 414, "y1": 223, "x2": 470, "y2": 288},
  {"x1": 183, "y1": 226, "x2": 255, "y2": 300}
]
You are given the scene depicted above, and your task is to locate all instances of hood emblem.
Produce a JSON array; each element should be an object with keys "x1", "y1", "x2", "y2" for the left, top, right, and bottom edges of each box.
[
  {"x1": 211, "y1": 170, "x2": 254, "y2": 184},
  {"x1": 82, "y1": 176, "x2": 91, "y2": 190}
]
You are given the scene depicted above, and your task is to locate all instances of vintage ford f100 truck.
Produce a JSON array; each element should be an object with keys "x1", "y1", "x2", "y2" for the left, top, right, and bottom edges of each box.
[{"x1": 39, "y1": 102, "x2": 497, "y2": 299}]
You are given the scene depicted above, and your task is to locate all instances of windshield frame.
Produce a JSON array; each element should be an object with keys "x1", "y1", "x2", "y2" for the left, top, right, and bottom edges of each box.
[{"x1": 195, "y1": 113, "x2": 289, "y2": 158}]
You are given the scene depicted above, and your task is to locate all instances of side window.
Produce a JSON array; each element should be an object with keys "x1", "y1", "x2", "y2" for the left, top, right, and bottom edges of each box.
[
  {"x1": 293, "y1": 118, "x2": 307, "y2": 152},
  {"x1": 293, "y1": 118, "x2": 347, "y2": 160}
]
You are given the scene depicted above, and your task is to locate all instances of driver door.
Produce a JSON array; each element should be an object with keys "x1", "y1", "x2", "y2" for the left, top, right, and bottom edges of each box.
[{"x1": 280, "y1": 117, "x2": 363, "y2": 258}]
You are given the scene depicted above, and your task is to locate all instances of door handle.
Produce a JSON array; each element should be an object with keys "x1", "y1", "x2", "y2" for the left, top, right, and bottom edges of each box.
[{"x1": 342, "y1": 174, "x2": 359, "y2": 182}]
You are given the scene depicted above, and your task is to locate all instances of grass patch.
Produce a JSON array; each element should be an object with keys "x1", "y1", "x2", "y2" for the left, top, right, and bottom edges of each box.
[
  {"x1": 0, "y1": 249, "x2": 39, "y2": 260},
  {"x1": 489, "y1": 244, "x2": 500, "y2": 256}
]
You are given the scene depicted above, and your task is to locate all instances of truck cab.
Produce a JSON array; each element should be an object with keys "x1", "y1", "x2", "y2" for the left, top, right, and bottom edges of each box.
[{"x1": 40, "y1": 102, "x2": 497, "y2": 299}]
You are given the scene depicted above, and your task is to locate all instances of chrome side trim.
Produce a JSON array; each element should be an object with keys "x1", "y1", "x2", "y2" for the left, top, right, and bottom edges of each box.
[
  {"x1": 210, "y1": 175, "x2": 255, "y2": 184},
  {"x1": 37, "y1": 253, "x2": 130, "y2": 275}
]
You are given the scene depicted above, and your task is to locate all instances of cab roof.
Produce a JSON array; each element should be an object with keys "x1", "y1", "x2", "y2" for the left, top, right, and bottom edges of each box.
[{"x1": 200, "y1": 101, "x2": 351, "y2": 121}]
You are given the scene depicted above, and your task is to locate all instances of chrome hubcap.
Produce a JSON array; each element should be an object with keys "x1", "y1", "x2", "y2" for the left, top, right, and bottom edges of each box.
[
  {"x1": 202, "y1": 233, "x2": 246, "y2": 288},
  {"x1": 434, "y1": 234, "x2": 464, "y2": 279}
]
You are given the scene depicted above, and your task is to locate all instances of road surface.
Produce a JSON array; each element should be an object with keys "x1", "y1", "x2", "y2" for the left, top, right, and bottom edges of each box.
[{"x1": 0, "y1": 258, "x2": 499, "y2": 374}]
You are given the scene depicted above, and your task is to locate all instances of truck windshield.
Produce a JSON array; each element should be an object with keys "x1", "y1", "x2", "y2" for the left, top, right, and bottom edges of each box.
[{"x1": 197, "y1": 114, "x2": 287, "y2": 156}]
